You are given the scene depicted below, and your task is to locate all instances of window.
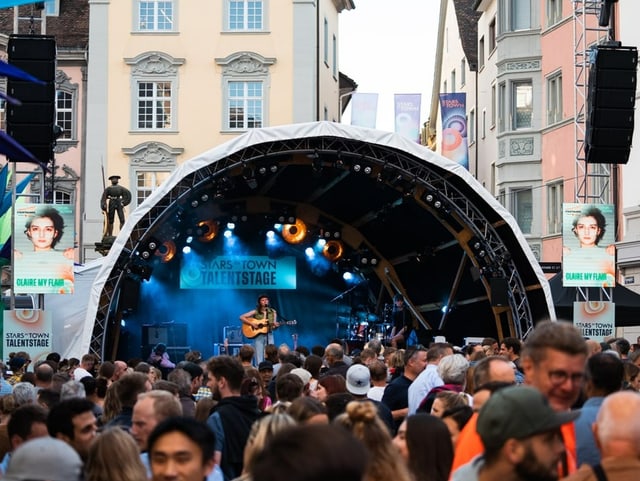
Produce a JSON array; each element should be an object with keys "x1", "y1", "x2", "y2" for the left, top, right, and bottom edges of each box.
[
  {"x1": 547, "y1": 181, "x2": 563, "y2": 234},
  {"x1": 489, "y1": 17, "x2": 496, "y2": 52},
  {"x1": 461, "y1": 59, "x2": 466, "y2": 87},
  {"x1": 451, "y1": 69, "x2": 456, "y2": 92},
  {"x1": 512, "y1": 188, "x2": 533, "y2": 234},
  {"x1": 216, "y1": 52, "x2": 274, "y2": 131},
  {"x1": 547, "y1": 0, "x2": 562, "y2": 27},
  {"x1": 513, "y1": 81, "x2": 533, "y2": 129},
  {"x1": 56, "y1": 91, "x2": 73, "y2": 140},
  {"x1": 546, "y1": 73, "x2": 562, "y2": 125},
  {"x1": 123, "y1": 142, "x2": 181, "y2": 207},
  {"x1": 332, "y1": 34, "x2": 337, "y2": 78},
  {"x1": 469, "y1": 109, "x2": 475, "y2": 144},
  {"x1": 227, "y1": 0, "x2": 263, "y2": 30},
  {"x1": 136, "y1": 171, "x2": 171, "y2": 205},
  {"x1": 498, "y1": 82, "x2": 506, "y2": 132},
  {"x1": 137, "y1": 81, "x2": 173, "y2": 129},
  {"x1": 0, "y1": 99, "x2": 5, "y2": 131},
  {"x1": 323, "y1": 18, "x2": 329, "y2": 65},
  {"x1": 53, "y1": 191, "x2": 72, "y2": 204},
  {"x1": 491, "y1": 84, "x2": 496, "y2": 127},
  {"x1": 479, "y1": 36, "x2": 485, "y2": 69},
  {"x1": 45, "y1": 0, "x2": 60, "y2": 16},
  {"x1": 482, "y1": 109, "x2": 487, "y2": 139},
  {"x1": 126, "y1": 52, "x2": 183, "y2": 132},
  {"x1": 499, "y1": 0, "x2": 531, "y2": 33},
  {"x1": 137, "y1": 1, "x2": 174, "y2": 31}
]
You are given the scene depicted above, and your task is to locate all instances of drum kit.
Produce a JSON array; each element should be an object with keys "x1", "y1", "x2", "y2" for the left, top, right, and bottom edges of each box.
[{"x1": 342, "y1": 304, "x2": 393, "y2": 345}]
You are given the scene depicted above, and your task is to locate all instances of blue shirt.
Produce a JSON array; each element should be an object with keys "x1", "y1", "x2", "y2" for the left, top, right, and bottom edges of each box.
[{"x1": 574, "y1": 396, "x2": 604, "y2": 467}]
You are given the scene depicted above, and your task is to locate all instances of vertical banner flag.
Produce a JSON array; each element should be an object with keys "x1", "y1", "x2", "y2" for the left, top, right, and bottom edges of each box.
[
  {"x1": 13, "y1": 203, "x2": 75, "y2": 294},
  {"x1": 439, "y1": 93, "x2": 469, "y2": 169},
  {"x1": 573, "y1": 301, "x2": 615, "y2": 341},
  {"x1": 394, "y1": 94, "x2": 421, "y2": 142},
  {"x1": 562, "y1": 203, "x2": 615, "y2": 287},
  {"x1": 350, "y1": 93, "x2": 379, "y2": 129},
  {"x1": 2, "y1": 310, "x2": 53, "y2": 362}
]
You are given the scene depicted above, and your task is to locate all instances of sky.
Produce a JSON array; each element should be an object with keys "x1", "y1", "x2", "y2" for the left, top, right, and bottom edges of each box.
[{"x1": 339, "y1": 0, "x2": 440, "y2": 133}]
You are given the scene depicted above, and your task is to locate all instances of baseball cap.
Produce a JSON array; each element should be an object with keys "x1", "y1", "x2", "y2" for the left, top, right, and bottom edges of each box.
[
  {"x1": 477, "y1": 385, "x2": 580, "y2": 450},
  {"x1": 290, "y1": 368, "x2": 312, "y2": 386},
  {"x1": 346, "y1": 364, "x2": 370, "y2": 396},
  {"x1": 258, "y1": 361, "x2": 273, "y2": 372},
  {"x1": 3, "y1": 437, "x2": 83, "y2": 481},
  {"x1": 8, "y1": 357, "x2": 27, "y2": 372}
]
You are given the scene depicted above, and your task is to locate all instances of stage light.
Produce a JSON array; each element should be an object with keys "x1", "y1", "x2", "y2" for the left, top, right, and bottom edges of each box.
[
  {"x1": 269, "y1": 164, "x2": 278, "y2": 173},
  {"x1": 282, "y1": 218, "x2": 307, "y2": 244},
  {"x1": 186, "y1": 236, "x2": 193, "y2": 244},
  {"x1": 191, "y1": 200, "x2": 199, "y2": 208},
  {"x1": 224, "y1": 229, "x2": 233, "y2": 238},
  {"x1": 227, "y1": 222, "x2": 236, "y2": 230},
  {"x1": 182, "y1": 245, "x2": 192, "y2": 254},
  {"x1": 278, "y1": 214, "x2": 296, "y2": 224},
  {"x1": 266, "y1": 230, "x2": 275, "y2": 239},
  {"x1": 322, "y1": 239, "x2": 344, "y2": 262},
  {"x1": 155, "y1": 240, "x2": 176, "y2": 263},
  {"x1": 305, "y1": 247, "x2": 315, "y2": 259},
  {"x1": 353, "y1": 164, "x2": 361, "y2": 173},
  {"x1": 201, "y1": 194, "x2": 209, "y2": 202},
  {"x1": 343, "y1": 271, "x2": 354, "y2": 281},
  {"x1": 197, "y1": 220, "x2": 218, "y2": 242},
  {"x1": 317, "y1": 238, "x2": 327, "y2": 248}
]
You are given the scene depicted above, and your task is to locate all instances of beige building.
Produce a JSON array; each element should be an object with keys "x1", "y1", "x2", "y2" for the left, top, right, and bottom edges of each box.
[{"x1": 84, "y1": 0, "x2": 354, "y2": 260}]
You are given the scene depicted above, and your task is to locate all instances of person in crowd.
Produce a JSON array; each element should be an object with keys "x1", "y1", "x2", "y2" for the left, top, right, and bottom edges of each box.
[
  {"x1": 622, "y1": 361, "x2": 639, "y2": 391},
  {"x1": 310, "y1": 373, "x2": 347, "y2": 402},
  {"x1": 452, "y1": 385, "x2": 578, "y2": 481},
  {"x1": 287, "y1": 396, "x2": 329, "y2": 424},
  {"x1": 240, "y1": 294, "x2": 280, "y2": 364},
  {"x1": 408, "y1": 343, "x2": 453, "y2": 415},
  {"x1": 112, "y1": 360, "x2": 129, "y2": 382},
  {"x1": 7, "y1": 357, "x2": 27, "y2": 386},
  {"x1": 257, "y1": 361, "x2": 274, "y2": 389},
  {"x1": 393, "y1": 413, "x2": 453, "y2": 481},
  {"x1": 106, "y1": 372, "x2": 152, "y2": 429},
  {"x1": 72, "y1": 354, "x2": 96, "y2": 381},
  {"x1": 322, "y1": 343, "x2": 350, "y2": 378},
  {"x1": 441, "y1": 405, "x2": 473, "y2": 447},
  {"x1": 0, "y1": 403, "x2": 48, "y2": 475},
  {"x1": 241, "y1": 367, "x2": 271, "y2": 412},
  {"x1": 131, "y1": 390, "x2": 183, "y2": 457},
  {"x1": 367, "y1": 360, "x2": 388, "y2": 402},
  {"x1": 85, "y1": 427, "x2": 148, "y2": 481},
  {"x1": 335, "y1": 400, "x2": 413, "y2": 481},
  {"x1": 302, "y1": 354, "x2": 323, "y2": 388},
  {"x1": 345, "y1": 364, "x2": 394, "y2": 433},
  {"x1": 238, "y1": 345, "x2": 255, "y2": 367},
  {"x1": 481, "y1": 338, "x2": 499, "y2": 356},
  {"x1": 574, "y1": 352, "x2": 624, "y2": 467},
  {"x1": 12, "y1": 382, "x2": 37, "y2": 407},
  {"x1": 206, "y1": 355, "x2": 260, "y2": 481},
  {"x1": 251, "y1": 423, "x2": 368, "y2": 481},
  {"x1": 34, "y1": 362, "x2": 54, "y2": 390},
  {"x1": 499, "y1": 337, "x2": 523, "y2": 374},
  {"x1": 418, "y1": 354, "x2": 469, "y2": 413},
  {"x1": 167, "y1": 368, "x2": 196, "y2": 417},
  {"x1": 430, "y1": 390, "x2": 469, "y2": 417},
  {"x1": 148, "y1": 417, "x2": 216, "y2": 481},
  {"x1": 234, "y1": 413, "x2": 296, "y2": 481},
  {"x1": 47, "y1": 398, "x2": 98, "y2": 461},
  {"x1": 381, "y1": 347, "x2": 427, "y2": 431},
  {"x1": 147, "y1": 343, "x2": 176, "y2": 372},
  {"x1": 269, "y1": 373, "x2": 304, "y2": 413},
  {"x1": 2, "y1": 437, "x2": 84, "y2": 481},
  {"x1": 562, "y1": 391, "x2": 640, "y2": 481}
]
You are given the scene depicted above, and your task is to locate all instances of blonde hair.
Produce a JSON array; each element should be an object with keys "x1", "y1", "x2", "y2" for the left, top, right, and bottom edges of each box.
[
  {"x1": 85, "y1": 427, "x2": 148, "y2": 481},
  {"x1": 334, "y1": 401, "x2": 412, "y2": 481},
  {"x1": 243, "y1": 413, "x2": 296, "y2": 475}
]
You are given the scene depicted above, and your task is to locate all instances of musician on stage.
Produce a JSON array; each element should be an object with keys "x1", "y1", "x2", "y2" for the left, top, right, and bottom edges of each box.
[
  {"x1": 389, "y1": 294, "x2": 413, "y2": 349},
  {"x1": 240, "y1": 294, "x2": 280, "y2": 364}
]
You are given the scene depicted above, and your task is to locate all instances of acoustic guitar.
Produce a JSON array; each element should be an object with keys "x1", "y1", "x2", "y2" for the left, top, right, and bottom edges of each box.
[{"x1": 242, "y1": 319, "x2": 297, "y2": 339}]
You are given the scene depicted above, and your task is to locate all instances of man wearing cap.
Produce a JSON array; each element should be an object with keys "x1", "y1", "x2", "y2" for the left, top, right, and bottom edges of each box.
[
  {"x1": 452, "y1": 385, "x2": 577, "y2": 481},
  {"x1": 345, "y1": 364, "x2": 394, "y2": 433},
  {"x1": 2, "y1": 437, "x2": 84, "y2": 481},
  {"x1": 258, "y1": 360, "x2": 274, "y2": 387},
  {"x1": 100, "y1": 174, "x2": 132, "y2": 236}
]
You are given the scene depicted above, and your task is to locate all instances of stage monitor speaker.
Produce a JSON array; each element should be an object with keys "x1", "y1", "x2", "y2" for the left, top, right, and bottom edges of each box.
[
  {"x1": 142, "y1": 323, "x2": 188, "y2": 347},
  {"x1": 223, "y1": 326, "x2": 243, "y2": 344},
  {"x1": 118, "y1": 277, "x2": 140, "y2": 311},
  {"x1": 585, "y1": 45, "x2": 638, "y2": 164},
  {"x1": 490, "y1": 277, "x2": 509, "y2": 307},
  {"x1": 6, "y1": 35, "x2": 56, "y2": 165},
  {"x1": 213, "y1": 343, "x2": 243, "y2": 356}
]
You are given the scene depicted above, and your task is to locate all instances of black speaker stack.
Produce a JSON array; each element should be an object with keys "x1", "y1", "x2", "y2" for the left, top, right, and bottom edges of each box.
[
  {"x1": 6, "y1": 35, "x2": 57, "y2": 165},
  {"x1": 585, "y1": 44, "x2": 638, "y2": 165}
]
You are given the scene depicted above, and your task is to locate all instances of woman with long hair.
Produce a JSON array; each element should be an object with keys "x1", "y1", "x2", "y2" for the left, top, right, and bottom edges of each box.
[
  {"x1": 334, "y1": 401, "x2": 412, "y2": 481},
  {"x1": 85, "y1": 427, "x2": 147, "y2": 481},
  {"x1": 393, "y1": 413, "x2": 454, "y2": 481}
]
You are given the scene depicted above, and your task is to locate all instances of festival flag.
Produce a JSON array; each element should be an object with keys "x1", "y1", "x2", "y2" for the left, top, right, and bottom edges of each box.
[
  {"x1": 350, "y1": 93, "x2": 378, "y2": 128},
  {"x1": 394, "y1": 94, "x2": 421, "y2": 142},
  {"x1": 0, "y1": 0, "x2": 53, "y2": 7},
  {"x1": 439, "y1": 93, "x2": 469, "y2": 169}
]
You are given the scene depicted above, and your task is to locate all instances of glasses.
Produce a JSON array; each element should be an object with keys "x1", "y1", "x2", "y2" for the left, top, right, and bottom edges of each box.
[{"x1": 548, "y1": 369, "x2": 584, "y2": 385}]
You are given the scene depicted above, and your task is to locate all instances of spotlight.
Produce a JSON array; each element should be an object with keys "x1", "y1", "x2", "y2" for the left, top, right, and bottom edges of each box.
[
  {"x1": 322, "y1": 240, "x2": 344, "y2": 262},
  {"x1": 258, "y1": 166, "x2": 267, "y2": 175},
  {"x1": 182, "y1": 245, "x2": 192, "y2": 254},
  {"x1": 224, "y1": 229, "x2": 233, "y2": 238},
  {"x1": 363, "y1": 166, "x2": 372, "y2": 175},
  {"x1": 343, "y1": 271, "x2": 354, "y2": 281},
  {"x1": 282, "y1": 219, "x2": 307, "y2": 244},
  {"x1": 353, "y1": 164, "x2": 361, "y2": 173},
  {"x1": 269, "y1": 164, "x2": 278, "y2": 173},
  {"x1": 186, "y1": 236, "x2": 193, "y2": 244},
  {"x1": 197, "y1": 220, "x2": 218, "y2": 242},
  {"x1": 191, "y1": 200, "x2": 199, "y2": 208},
  {"x1": 278, "y1": 214, "x2": 296, "y2": 224},
  {"x1": 201, "y1": 194, "x2": 209, "y2": 202},
  {"x1": 305, "y1": 247, "x2": 316, "y2": 259},
  {"x1": 155, "y1": 240, "x2": 176, "y2": 263},
  {"x1": 227, "y1": 222, "x2": 236, "y2": 230}
]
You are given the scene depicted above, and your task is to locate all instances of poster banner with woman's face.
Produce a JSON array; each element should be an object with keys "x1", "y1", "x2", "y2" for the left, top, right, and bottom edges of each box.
[
  {"x1": 562, "y1": 203, "x2": 615, "y2": 287},
  {"x1": 13, "y1": 203, "x2": 75, "y2": 294}
]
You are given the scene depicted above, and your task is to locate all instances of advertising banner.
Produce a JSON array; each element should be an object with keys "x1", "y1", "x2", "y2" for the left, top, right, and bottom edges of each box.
[
  {"x1": 13, "y1": 204, "x2": 75, "y2": 294},
  {"x1": 181, "y1": 256, "x2": 297, "y2": 289},
  {"x1": 350, "y1": 93, "x2": 379, "y2": 128},
  {"x1": 2, "y1": 310, "x2": 53, "y2": 362},
  {"x1": 439, "y1": 93, "x2": 469, "y2": 169},
  {"x1": 394, "y1": 93, "x2": 421, "y2": 142},
  {"x1": 572, "y1": 301, "x2": 615, "y2": 341},
  {"x1": 562, "y1": 203, "x2": 615, "y2": 287}
]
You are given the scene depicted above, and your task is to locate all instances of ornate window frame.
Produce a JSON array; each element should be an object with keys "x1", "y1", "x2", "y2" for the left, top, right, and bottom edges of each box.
[{"x1": 54, "y1": 70, "x2": 79, "y2": 153}]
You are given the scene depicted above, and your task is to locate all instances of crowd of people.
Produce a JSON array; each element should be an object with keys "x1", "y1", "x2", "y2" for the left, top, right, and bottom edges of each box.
[{"x1": 0, "y1": 323, "x2": 639, "y2": 481}]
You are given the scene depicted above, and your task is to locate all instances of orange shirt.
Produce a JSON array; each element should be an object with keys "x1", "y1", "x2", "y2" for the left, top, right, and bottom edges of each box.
[{"x1": 450, "y1": 414, "x2": 577, "y2": 479}]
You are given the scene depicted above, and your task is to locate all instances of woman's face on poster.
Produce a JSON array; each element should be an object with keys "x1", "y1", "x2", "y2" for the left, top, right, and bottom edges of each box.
[
  {"x1": 574, "y1": 215, "x2": 600, "y2": 248},
  {"x1": 27, "y1": 216, "x2": 57, "y2": 251}
]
